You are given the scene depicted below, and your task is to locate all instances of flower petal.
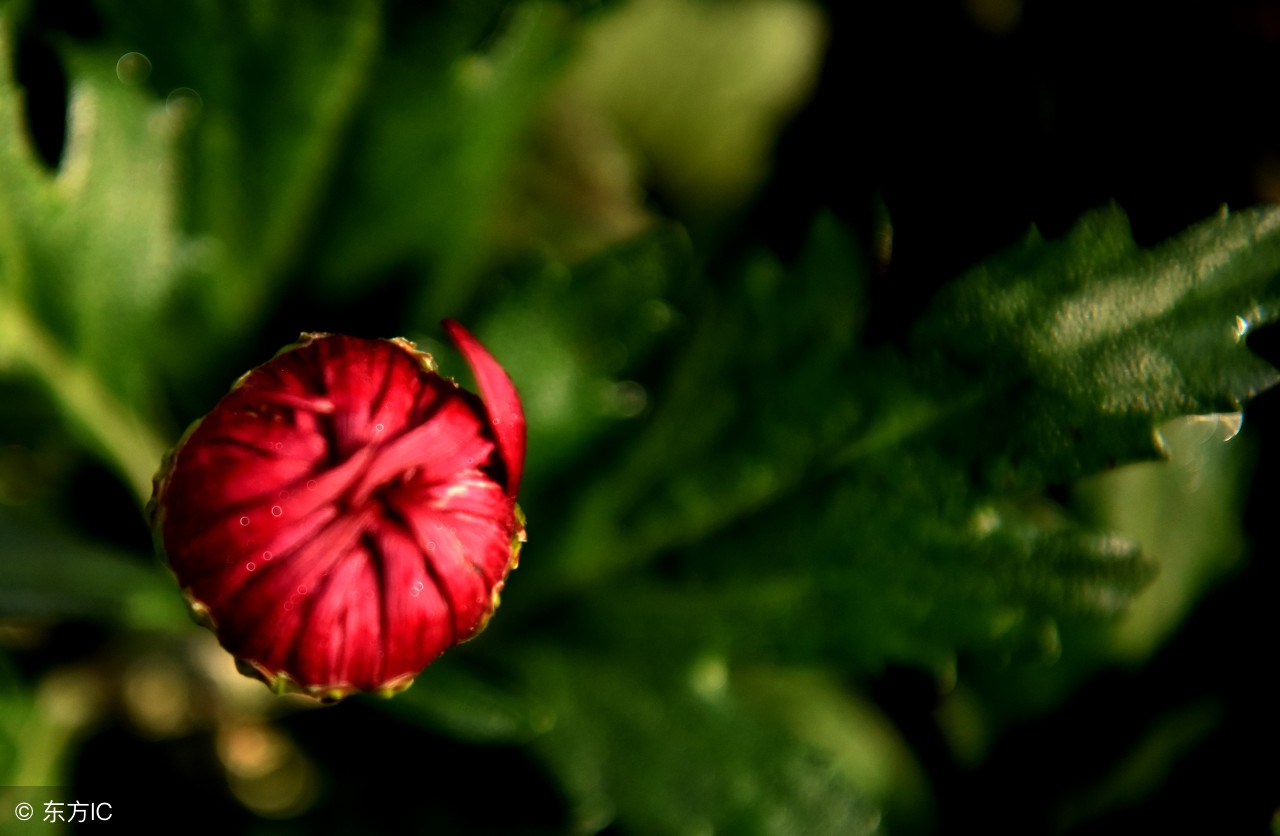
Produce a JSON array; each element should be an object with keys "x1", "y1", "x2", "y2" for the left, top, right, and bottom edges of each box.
[{"x1": 442, "y1": 319, "x2": 526, "y2": 496}]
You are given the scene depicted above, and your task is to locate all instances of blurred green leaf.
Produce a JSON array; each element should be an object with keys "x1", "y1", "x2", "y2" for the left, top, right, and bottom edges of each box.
[
  {"x1": 562, "y1": 0, "x2": 826, "y2": 214},
  {"x1": 0, "y1": 649, "x2": 25, "y2": 780},
  {"x1": 0, "y1": 655, "x2": 100, "y2": 793},
  {"x1": 512, "y1": 646, "x2": 879, "y2": 836},
  {"x1": 541, "y1": 211, "x2": 866, "y2": 591},
  {"x1": 734, "y1": 666, "x2": 932, "y2": 830},
  {"x1": 91, "y1": 0, "x2": 381, "y2": 340},
  {"x1": 1081, "y1": 413, "x2": 1250, "y2": 658},
  {"x1": 372, "y1": 655, "x2": 549, "y2": 744},
  {"x1": 952, "y1": 414, "x2": 1255, "y2": 738},
  {"x1": 0, "y1": 11, "x2": 183, "y2": 409},
  {"x1": 314, "y1": 1, "x2": 571, "y2": 316},
  {"x1": 473, "y1": 223, "x2": 693, "y2": 491},
  {"x1": 561, "y1": 451, "x2": 1155, "y2": 673},
  {"x1": 0, "y1": 512, "x2": 188, "y2": 629},
  {"x1": 1053, "y1": 700, "x2": 1221, "y2": 831},
  {"x1": 0, "y1": 6, "x2": 170, "y2": 498}
]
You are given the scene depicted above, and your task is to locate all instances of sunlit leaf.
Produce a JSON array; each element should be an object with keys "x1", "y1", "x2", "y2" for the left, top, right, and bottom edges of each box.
[{"x1": 916, "y1": 204, "x2": 1280, "y2": 491}]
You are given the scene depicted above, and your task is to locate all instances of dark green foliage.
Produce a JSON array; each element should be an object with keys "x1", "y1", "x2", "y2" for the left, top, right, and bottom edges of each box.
[
  {"x1": 918, "y1": 205, "x2": 1280, "y2": 491},
  {"x1": 0, "y1": 1, "x2": 1277, "y2": 832}
]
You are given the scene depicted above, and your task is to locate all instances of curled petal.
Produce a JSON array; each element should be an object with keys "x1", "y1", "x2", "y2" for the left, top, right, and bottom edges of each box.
[{"x1": 442, "y1": 319, "x2": 527, "y2": 496}]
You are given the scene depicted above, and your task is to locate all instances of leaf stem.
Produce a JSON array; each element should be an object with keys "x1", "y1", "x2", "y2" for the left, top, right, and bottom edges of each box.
[
  {"x1": 829, "y1": 389, "x2": 979, "y2": 470},
  {"x1": 0, "y1": 302, "x2": 167, "y2": 506}
]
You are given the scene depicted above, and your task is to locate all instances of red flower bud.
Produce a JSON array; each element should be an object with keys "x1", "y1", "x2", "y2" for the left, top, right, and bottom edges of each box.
[{"x1": 149, "y1": 323, "x2": 526, "y2": 700}]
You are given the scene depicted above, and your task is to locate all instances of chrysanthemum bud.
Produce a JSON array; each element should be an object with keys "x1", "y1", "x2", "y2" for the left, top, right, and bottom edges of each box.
[{"x1": 149, "y1": 323, "x2": 526, "y2": 700}]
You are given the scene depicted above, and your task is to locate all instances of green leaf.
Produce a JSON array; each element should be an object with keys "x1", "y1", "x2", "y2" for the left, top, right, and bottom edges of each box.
[
  {"x1": 522, "y1": 205, "x2": 1277, "y2": 675},
  {"x1": 2, "y1": 0, "x2": 381, "y2": 497},
  {"x1": 0, "y1": 6, "x2": 185, "y2": 409},
  {"x1": 471, "y1": 223, "x2": 693, "y2": 492},
  {"x1": 371, "y1": 655, "x2": 551, "y2": 744},
  {"x1": 916, "y1": 204, "x2": 1280, "y2": 490},
  {"x1": 538, "y1": 211, "x2": 866, "y2": 591},
  {"x1": 0, "y1": 511, "x2": 188, "y2": 629},
  {"x1": 950, "y1": 414, "x2": 1256, "y2": 738},
  {"x1": 90, "y1": 0, "x2": 382, "y2": 338},
  {"x1": 1080, "y1": 413, "x2": 1251, "y2": 658},
  {"x1": 313, "y1": 1, "x2": 571, "y2": 316},
  {"x1": 733, "y1": 666, "x2": 932, "y2": 829},
  {"x1": 0, "y1": 7, "x2": 170, "y2": 498},
  {"x1": 560, "y1": 0, "x2": 826, "y2": 214},
  {"x1": 558, "y1": 451, "x2": 1156, "y2": 673},
  {"x1": 0, "y1": 649, "x2": 26, "y2": 781},
  {"x1": 512, "y1": 646, "x2": 879, "y2": 836},
  {"x1": 1053, "y1": 700, "x2": 1221, "y2": 831}
]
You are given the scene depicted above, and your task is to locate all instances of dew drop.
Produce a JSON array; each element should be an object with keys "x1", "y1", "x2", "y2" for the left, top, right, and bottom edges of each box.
[
  {"x1": 493, "y1": 417, "x2": 501, "y2": 425},
  {"x1": 165, "y1": 87, "x2": 202, "y2": 120},
  {"x1": 426, "y1": 541, "x2": 436, "y2": 551},
  {"x1": 271, "y1": 505, "x2": 283, "y2": 517},
  {"x1": 262, "y1": 551, "x2": 273, "y2": 561},
  {"x1": 116, "y1": 52, "x2": 151, "y2": 85},
  {"x1": 306, "y1": 480, "x2": 317, "y2": 490},
  {"x1": 297, "y1": 585, "x2": 308, "y2": 595},
  {"x1": 433, "y1": 523, "x2": 443, "y2": 530},
  {"x1": 240, "y1": 516, "x2": 250, "y2": 526},
  {"x1": 375, "y1": 423, "x2": 385, "y2": 433},
  {"x1": 246, "y1": 562, "x2": 256, "y2": 572},
  {"x1": 279, "y1": 490, "x2": 290, "y2": 499},
  {"x1": 1235, "y1": 315, "x2": 1250, "y2": 342},
  {"x1": 284, "y1": 601, "x2": 293, "y2": 611}
]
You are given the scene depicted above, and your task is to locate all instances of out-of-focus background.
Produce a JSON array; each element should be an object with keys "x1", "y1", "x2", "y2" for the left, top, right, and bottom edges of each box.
[{"x1": 3, "y1": 0, "x2": 1280, "y2": 832}]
